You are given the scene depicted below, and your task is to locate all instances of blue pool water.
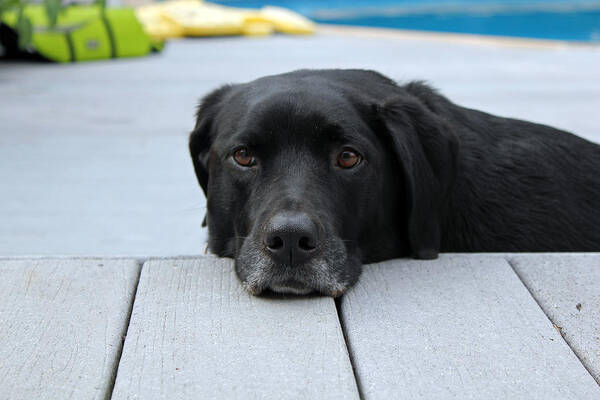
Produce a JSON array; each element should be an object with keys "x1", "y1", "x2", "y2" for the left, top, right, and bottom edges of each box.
[{"x1": 212, "y1": 1, "x2": 600, "y2": 42}]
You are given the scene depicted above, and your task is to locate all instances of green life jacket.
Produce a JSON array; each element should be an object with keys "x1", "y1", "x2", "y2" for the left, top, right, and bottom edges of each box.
[{"x1": 1, "y1": 4, "x2": 163, "y2": 62}]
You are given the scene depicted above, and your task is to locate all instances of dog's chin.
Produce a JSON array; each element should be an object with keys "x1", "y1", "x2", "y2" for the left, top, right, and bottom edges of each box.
[
  {"x1": 268, "y1": 280, "x2": 315, "y2": 295},
  {"x1": 234, "y1": 237, "x2": 361, "y2": 298}
]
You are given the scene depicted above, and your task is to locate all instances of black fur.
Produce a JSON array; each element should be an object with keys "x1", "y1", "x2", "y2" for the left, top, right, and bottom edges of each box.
[{"x1": 189, "y1": 69, "x2": 600, "y2": 296}]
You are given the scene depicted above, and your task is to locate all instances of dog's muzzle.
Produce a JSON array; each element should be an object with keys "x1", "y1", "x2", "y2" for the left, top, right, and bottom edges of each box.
[
  {"x1": 262, "y1": 211, "x2": 320, "y2": 294},
  {"x1": 234, "y1": 210, "x2": 355, "y2": 297}
]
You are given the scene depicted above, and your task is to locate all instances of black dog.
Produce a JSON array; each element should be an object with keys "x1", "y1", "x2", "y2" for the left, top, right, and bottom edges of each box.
[{"x1": 189, "y1": 69, "x2": 600, "y2": 296}]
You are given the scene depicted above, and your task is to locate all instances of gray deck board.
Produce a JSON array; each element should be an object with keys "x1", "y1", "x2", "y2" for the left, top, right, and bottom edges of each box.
[
  {"x1": 111, "y1": 256, "x2": 358, "y2": 400},
  {"x1": 339, "y1": 255, "x2": 600, "y2": 399},
  {"x1": 0, "y1": 258, "x2": 140, "y2": 400},
  {"x1": 509, "y1": 254, "x2": 600, "y2": 384}
]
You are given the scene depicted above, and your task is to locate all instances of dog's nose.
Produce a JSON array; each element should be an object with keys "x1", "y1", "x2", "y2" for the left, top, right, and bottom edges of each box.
[{"x1": 263, "y1": 212, "x2": 319, "y2": 266}]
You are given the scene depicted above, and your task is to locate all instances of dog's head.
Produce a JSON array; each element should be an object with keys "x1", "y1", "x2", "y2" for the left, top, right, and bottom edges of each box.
[{"x1": 189, "y1": 70, "x2": 458, "y2": 296}]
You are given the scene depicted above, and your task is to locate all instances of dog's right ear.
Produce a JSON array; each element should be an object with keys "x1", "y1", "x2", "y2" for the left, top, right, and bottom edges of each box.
[
  {"x1": 189, "y1": 85, "x2": 232, "y2": 196},
  {"x1": 376, "y1": 87, "x2": 459, "y2": 260}
]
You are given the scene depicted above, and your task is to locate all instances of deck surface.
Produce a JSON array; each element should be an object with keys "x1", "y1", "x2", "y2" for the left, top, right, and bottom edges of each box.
[
  {"x1": 1, "y1": 28, "x2": 600, "y2": 398},
  {"x1": 1, "y1": 255, "x2": 599, "y2": 399}
]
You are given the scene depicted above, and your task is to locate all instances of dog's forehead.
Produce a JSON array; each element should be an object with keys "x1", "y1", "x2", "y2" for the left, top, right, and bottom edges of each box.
[
  {"x1": 251, "y1": 91, "x2": 349, "y2": 129},
  {"x1": 220, "y1": 84, "x2": 370, "y2": 146}
]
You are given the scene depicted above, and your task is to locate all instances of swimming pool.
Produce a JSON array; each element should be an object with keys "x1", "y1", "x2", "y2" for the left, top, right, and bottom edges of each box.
[{"x1": 213, "y1": 0, "x2": 600, "y2": 42}]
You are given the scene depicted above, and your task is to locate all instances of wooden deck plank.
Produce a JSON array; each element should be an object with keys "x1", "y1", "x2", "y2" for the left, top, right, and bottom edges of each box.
[
  {"x1": 339, "y1": 255, "x2": 600, "y2": 399},
  {"x1": 111, "y1": 256, "x2": 358, "y2": 400},
  {"x1": 509, "y1": 254, "x2": 600, "y2": 384},
  {"x1": 0, "y1": 258, "x2": 140, "y2": 400}
]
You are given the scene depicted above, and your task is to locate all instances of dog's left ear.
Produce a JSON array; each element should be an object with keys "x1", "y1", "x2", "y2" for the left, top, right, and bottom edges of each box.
[
  {"x1": 189, "y1": 85, "x2": 232, "y2": 227},
  {"x1": 377, "y1": 90, "x2": 459, "y2": 259},
  {"x1": 189, "y1": 85, "x2": 232, "y2": 194}
]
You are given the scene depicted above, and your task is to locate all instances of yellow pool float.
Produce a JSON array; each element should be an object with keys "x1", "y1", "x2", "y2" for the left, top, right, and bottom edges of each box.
[{"x1": 135, "y1": 0, "x2": 315, "y2": 40}]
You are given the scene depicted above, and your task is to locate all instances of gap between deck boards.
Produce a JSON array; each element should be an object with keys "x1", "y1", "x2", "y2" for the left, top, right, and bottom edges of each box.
[
  {"x1": 506, "y1": 256, "x2": 600, "y2": 386},
  {"x1": 105, "y1": 260, "x2": 143, "y2": 400},
  {"x1": 335, "y1": 297, "x2": 365, "y2": 400}
]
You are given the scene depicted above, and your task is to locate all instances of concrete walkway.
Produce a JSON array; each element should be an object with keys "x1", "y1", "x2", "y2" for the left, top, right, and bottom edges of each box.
[
  {"x1": 1, "y1": 28, "x2": 600, "y2": 398},
  {"x1": 1, "y1": 28, "x2": 599, "y2": 256}
]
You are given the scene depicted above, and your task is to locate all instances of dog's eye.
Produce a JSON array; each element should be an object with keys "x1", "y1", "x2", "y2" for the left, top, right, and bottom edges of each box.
[
  {"x1": 233, "y1": 148, "x2": 256, "y2": 167},
  {"x1": 337, "y1": 149, "x2": 362, "y2": 169}
]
